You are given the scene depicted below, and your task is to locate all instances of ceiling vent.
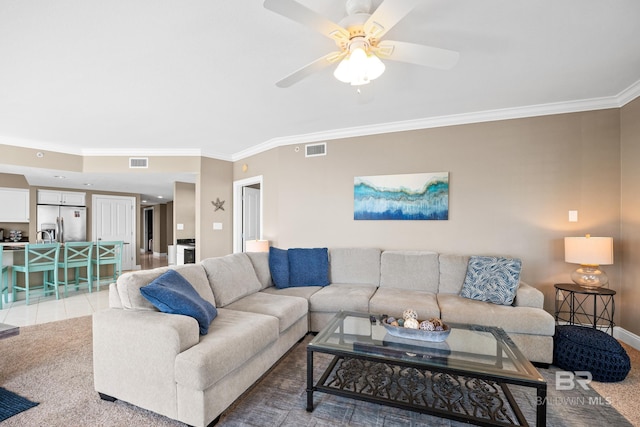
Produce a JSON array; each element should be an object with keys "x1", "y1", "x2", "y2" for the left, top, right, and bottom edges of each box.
[
  {"x1": 129, "y1": 157, "x2": 149, "y2": 168},
  {"x1": 305, "y1": 142, "x2": 327, "y2": 158}
]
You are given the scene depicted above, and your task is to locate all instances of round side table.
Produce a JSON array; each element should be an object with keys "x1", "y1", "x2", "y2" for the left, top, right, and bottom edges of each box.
[{"x1": 554, "y1": 283, "x2": 615, "y2": 335}]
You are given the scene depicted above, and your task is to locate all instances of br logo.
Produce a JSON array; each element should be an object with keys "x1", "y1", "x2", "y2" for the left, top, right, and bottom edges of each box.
[{"x1": 556, "y1": 371, "x2": 592, "y2": 390}]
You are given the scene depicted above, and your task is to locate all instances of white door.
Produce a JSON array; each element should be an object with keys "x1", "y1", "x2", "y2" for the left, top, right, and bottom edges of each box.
[
  {"x1": 92, "y1": 195, "x2": 136, "y2": 271},
  {"x1": 242, "y1": 186, "x2": 260, "y2": 251}
]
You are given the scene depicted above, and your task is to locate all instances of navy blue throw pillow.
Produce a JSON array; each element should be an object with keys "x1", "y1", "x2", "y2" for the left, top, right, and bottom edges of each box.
[
  {"x1": 140, "y1": 269, "x2": 218, "y2": 335},
  {"x1": 288, "y1": 248, "x2": 329, "y2": 287},
  {"x1": 269, "y1": 247, "x2": 290, "y2": 289}
]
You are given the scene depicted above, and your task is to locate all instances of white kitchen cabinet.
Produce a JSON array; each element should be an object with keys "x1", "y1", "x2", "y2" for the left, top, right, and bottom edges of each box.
[
  {"x1": 37, "y1": 190, "x2": 86, "y2": 206},
  {"x1": 61, "y1": 191, "x2": 86, "y2": 206},
  {"x1": 0, "y1": 188, "x2": 30, "y2": 222}
]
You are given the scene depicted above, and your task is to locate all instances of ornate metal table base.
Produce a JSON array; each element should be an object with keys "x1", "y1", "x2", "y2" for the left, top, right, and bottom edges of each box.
[{"x1": 310, "y1": 356, "x2": 528, "y2": 426}]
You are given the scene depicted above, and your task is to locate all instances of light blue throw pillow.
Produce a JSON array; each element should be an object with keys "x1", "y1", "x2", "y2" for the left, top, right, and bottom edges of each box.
[
  {"x1": 288, "y1": 248, "x2": 329, "y2": 287},
  {"x1": 269, "y1": 247, "x2": 290, "y2": 289},
  {"x1": 460, "y1": 256, "x2": 522, "y2": 305},
  {"x1": 140, "y1": 269, "x2": 218, "y2": 335}
]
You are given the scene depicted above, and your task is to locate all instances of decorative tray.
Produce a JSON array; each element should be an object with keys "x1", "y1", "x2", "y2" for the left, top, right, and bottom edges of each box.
[{"x1": 381, "y1": 321, "x2": 451, "y2": 342}]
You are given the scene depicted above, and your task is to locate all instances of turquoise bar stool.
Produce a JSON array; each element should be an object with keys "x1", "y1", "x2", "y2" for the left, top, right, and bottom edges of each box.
[
  {"x1": 59, "y1": 241, "x2": 93, "y2": 297},
  {"x1": 12, "y1": 243, "x2": 61, "y2": 305},
  {"x1": 0, "y1": 247, "x2": 9, "y2": 309},
  {"x1": 92, "y1": 241, "x2": 123, "y2": 291}
]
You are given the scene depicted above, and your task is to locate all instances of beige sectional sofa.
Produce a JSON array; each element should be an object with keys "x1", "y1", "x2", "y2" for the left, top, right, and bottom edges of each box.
[{"x1": 93, "y1": 248, "x2": 555, "y2": 427}]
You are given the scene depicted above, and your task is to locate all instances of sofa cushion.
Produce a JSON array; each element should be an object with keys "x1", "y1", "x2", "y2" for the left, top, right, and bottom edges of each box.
[
  {"x1": 174, "y1": 264, "x2": 219, "y2": 307},
  {"x1": 268, "y1": 247, "x2": 290, "y2": 288},
  {"x1": 380, "y1": 251, "x2": 440, "y2": 292},
  {"x1": 116, "y1": 264, "x2": 216, "y2": 310},
  {"x1": 140, "y1": 270, "x2": 218, "y2": 335},
  {"x1": 437, "y1": 294, "x2": 555, "y2": 336},
  {"x1": 329, "y1": 248, "x2": 381, "y2": 286},
  {"x1": 438, "y1": 254, "x2": 470, "y2": 294},
  {"x1": 117, "y1": 267, "x2": 169, "y2": 311},
  {"x1": 460, "y1": 256, "x2": 522, "y2": 305},
  {"x1": 246, "y1": 252, "x2": 273, "y2": 290},
  {"x1": 201, "y1": 254, "x2": 262, "y2": 307},
  {"x1": 369, "y1": 287, "x2": 440, "y2": 320},
  {"x1": 174, "y1": 308, "x2": 279, "y2": 390},
  {"x1": 309, "y1": 284, "x2": 377, "y2": 313},
  {"x1": 225, "y1": 292, "x2": 308, "y2": 333},
  {"x1": 261, "y1": 285, "x2": 323, "y2": 300},
  {"x1": 288, "y1": 248, "x2": 329, "y2": 287}
]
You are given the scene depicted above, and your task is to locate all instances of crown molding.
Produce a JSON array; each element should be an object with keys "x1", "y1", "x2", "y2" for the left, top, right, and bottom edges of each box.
[
  {"x1": 197, "y1": 149, "x2": 234, "y2": 162},
  {"x1": 231, "y1": 90, "x2": 634, "y2": 161},
  {"x1": 81, "y1": 148, "x2": 204, "y2": 157},
  {"x1": 0, "y1": 136, "x2": 83, "y2": 155},
  {"x1": 617, "y1": 78, "x2": 640, "y2": 107},
  {"x1": 4, "y1": 78, "x2": 640, "y2": 163}
]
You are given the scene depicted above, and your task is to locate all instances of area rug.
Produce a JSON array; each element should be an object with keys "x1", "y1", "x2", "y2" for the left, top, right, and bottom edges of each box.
[
  {"x1": 0, "y1": 316, "x2": 634, "y2": 426},
  {"x1": 0, "y1": 387, "x2": 39, "y2": 422},
  {"x1": 218, "y1": 334, "x2": 633, "y2": 427}
]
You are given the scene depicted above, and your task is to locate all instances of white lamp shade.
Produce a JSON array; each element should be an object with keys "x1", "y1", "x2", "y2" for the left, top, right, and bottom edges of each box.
[
  {"x1": 245, "y1": 240, "x2": 270, "y2": 253},
  {"x1": 564, "y1": 236, "x2": 613, "y2": 265}
]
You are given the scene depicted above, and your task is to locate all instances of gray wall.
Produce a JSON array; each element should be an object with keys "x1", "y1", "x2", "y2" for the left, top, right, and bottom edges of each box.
[
  {"x1": 174, "y1": 181, "x2": 196, "y2": 241},
  {"x1": 621, "y1": 96, "x2": 640, "y2": 336},
  {"x1": 234, "y1": 109, "x2": 622, "y2": 317},
  {"x1": 198, "y1": 157, "x2": 233, "y2": 260}
]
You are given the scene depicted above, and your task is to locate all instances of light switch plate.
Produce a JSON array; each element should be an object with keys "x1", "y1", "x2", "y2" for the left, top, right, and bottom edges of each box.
[
  {"x1": 177, "y1": 223, "x2": 184, "y2": 230},
  {"x1": 568, "y1": 210, "x2": 578, "y2": 222},
  {"x1": 213, "y1": 222, "x2": 223, "y2": 230}
]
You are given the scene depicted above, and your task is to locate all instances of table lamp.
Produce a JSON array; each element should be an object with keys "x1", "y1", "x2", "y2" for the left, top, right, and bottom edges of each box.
[
  {"x1": 245, "y1": 240, "x2": 270, "y2": 253},
  {"x1": 564, "y1": 235, "x2": 613, "y2": 289}
]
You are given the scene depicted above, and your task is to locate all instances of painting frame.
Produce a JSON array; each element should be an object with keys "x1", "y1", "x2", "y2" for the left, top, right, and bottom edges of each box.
[{"x1": 354, "y1": 172, "x2": 449, "y2": 220}]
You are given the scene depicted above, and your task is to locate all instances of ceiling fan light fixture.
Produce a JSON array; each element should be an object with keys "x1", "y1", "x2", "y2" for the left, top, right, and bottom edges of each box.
[{"x1": 333, "y1": 40, "x2": 385, "y2": 86}]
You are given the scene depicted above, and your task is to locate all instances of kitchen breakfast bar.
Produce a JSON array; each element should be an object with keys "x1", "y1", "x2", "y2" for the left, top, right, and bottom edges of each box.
[{"x1": 0, "y1": 241, "x2": 123, "y2": 306}]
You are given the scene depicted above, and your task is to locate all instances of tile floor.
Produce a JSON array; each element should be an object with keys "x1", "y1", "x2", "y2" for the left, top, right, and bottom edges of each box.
[{"x1": 0, "y1": 253, "x2": 168, "y2": 327}]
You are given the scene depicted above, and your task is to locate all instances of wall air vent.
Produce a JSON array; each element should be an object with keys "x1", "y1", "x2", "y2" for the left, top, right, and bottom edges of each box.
[
  {"x1": 129, "y1": 157, "x2": 149, "y2": 168},
  {"x1": 305, "y1": 142, "x2": 327, "y2": 158}
]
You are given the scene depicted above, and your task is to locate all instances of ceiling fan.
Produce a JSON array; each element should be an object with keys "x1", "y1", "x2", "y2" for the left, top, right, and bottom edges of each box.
[{"x1": 264, "y1": 0, "x2": 460, "y2": 88}]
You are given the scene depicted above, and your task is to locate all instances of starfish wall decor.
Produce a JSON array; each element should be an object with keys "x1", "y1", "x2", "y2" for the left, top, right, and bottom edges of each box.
[{"x1": 211, "y1": 198, "x2": 225, "y2": 211}]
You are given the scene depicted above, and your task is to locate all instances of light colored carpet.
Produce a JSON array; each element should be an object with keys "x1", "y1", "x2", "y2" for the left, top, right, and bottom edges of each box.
[
  {"x1": 0, "y1": 316, "x2": 636, "y2": 426},
  {"x1": 0, "y1": 316, "x2": 182, "y2": 426},
  {"x1": 590, "y1": 342, "x2": 640, "y2": 426}
]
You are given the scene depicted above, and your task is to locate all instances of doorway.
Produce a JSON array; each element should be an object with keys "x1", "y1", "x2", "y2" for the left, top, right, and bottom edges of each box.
[
  {"x1": 143, "y1": 207, "x2": 153, "y2": 253},
  {"x1": 92, "y1": 194, "x2": 137, "y2": 270},
  {"x1": 233, "y1": 175, "x2": 263, "y2": 253}
]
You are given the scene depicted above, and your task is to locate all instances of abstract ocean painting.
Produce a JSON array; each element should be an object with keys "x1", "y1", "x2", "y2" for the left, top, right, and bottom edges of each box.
[{"x1": 354, "y1": 172, "x2": 449, "y2": 220}]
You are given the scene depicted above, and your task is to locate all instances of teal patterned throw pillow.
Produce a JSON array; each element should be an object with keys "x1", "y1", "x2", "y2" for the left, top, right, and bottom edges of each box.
[{"x1": 460, "y1": 256, "x2": 522, "y2": 305}]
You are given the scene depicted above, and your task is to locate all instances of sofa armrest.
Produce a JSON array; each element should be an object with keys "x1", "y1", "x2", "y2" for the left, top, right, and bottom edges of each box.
[
  {"x1": 93, "y1": 309, "x2": 200, "y2": 417},
  {"x1": 513, "y1": 281, "x2": 544, "y2": 309}
]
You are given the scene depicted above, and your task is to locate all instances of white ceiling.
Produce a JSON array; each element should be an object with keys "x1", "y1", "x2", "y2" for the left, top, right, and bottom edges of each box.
[{"x1": 1, "y1": 0, "x2": 640, "y2": 202}]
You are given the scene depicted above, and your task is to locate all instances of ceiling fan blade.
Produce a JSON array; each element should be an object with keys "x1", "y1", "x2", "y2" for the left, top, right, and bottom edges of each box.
[
  {"x1": 264, "y1": 0, "x2": 349, "y2": 43},
  {"x1": 364, "y1": 0, "x2": 421, "y2": 40},
  {"x1": 375, "y1": 40, "x2": 460, "y2": 70},
  {"x1": 275, "y1": 51, "x2": 346, "y2": 88}
]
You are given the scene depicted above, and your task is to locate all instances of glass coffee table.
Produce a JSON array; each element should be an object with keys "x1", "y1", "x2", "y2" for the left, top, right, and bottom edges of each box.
[{"x1": 307, "y1": 311, "x2": 547, "y2": 426}]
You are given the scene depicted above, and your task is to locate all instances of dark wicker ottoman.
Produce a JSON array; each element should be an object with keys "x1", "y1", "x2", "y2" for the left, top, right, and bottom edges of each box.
[{"x1": 553, "y1": 325, "x2": 630, "y2": 382}]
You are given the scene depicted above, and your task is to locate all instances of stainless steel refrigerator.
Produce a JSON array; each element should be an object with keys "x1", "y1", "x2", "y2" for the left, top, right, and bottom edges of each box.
[{"x1": 36, "y1": 205, "x2": 87, "y2": 242}]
